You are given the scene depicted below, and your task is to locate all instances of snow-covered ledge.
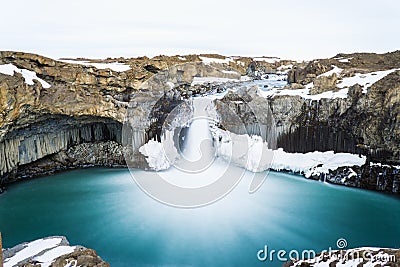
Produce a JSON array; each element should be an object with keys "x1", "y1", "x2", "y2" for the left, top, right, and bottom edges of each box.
[{"x1": 211, "y1": 128, "x2": 366, "y2": 176}]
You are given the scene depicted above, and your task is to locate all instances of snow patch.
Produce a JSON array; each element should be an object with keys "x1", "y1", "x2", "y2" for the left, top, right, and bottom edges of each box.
[
  {"x1": 338, "y1": 57, "x2": 352, "y2": 63},
  {"x1": 211, "y1": 128, "x2": 273, "y2": 172},
  {"x1": 139, "y1": 131, "x2": 178, "y2": 171},
  {"x1": 272, "y1": 148, "x2": 366, "y2": 178},
  {"x1": 277, "y1": 64, "x2": 293, "y2": 73},
  {"x1": 191, "y1": 76, "x2": 239, "y2": 85},
  {"x1": 199, "y1": 56, "x2": 233, "y2": 65},
  {"x1": 257, "y1": 66, "x2": 399, "y2": 100},
  {"x1": 320, "y1": 65, "x2": 343, "y2": 77},
  {"x1": 221, "y1": 70, "x2": 240, "y2": 75},
  {"x1": 33, "y1": 246, "x2": 76, "y2": 267},
  {"x1": 253, "y1": 57, "x2": 280, "y2": 63},
  {"x1": 139, "y1": 140, "x2": 171, "y2": 171},
  {"x1": 348, "y1": 168, "x2": 357, "y2": 178},
  {"x1": 337, "y1": 68, "x2": 399, "y2": 93},
  {"x1": 59, "y1": 59, "x2": 131, "y2": 72},
  {"x1": 4, "y1": 238, "x2": 63, "y2": 267},
  {"x1": 211, "y1": 128, "x2": 365, "y2": 175},
  {"x1": 0, "y1": 63, "x2": 51, "y2": 88}
]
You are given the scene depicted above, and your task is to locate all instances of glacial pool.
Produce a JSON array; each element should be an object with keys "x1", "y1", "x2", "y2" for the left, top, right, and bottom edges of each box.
[{"x1": 0, "y1": 168, "x2": 399, "y2": 267}]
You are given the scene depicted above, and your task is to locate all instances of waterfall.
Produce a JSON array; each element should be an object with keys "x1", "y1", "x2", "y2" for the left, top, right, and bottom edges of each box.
[
  {"x1": 181, "y1": 98, "x2": 215, "y2": 164},
  {"x1": 158, "y1": 97, "x2": 225, "y2": 188}
]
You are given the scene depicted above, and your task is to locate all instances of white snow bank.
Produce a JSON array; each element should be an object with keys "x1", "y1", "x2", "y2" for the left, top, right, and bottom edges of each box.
[
  {"x1": 139, "y1": 131, "x2": 179, "y2": 171},
  {"x1": 139, "y1": 140, "x2": 171, "y2": 171},
  {"x1": 199, "y1": 56, "x2": 233, "y2": 65},
  {"x1": 338, "y1": 57, "x2": 352, "y2": 63},
  {"x1": 211, "y1": 127, "x2": 365, "y2": 175},
  {"x1": 212, "y1": 128, "x2": 273, "y2": 172},
  {"x1": 272, "y1": 148, "x2": 366, "y2": 178},
  {"x1": 59, "y1": 59, "x2": 131, "y2": 72},
  {"x1": 258, "y1": 86, "x2": 349, "y2": 101},
  {"x1": 337, "y1": 68, "x2": 399, "y2": 93},
  {"x1": 33, "y1": 245, "x2": 76, "y2": 267},
  {"x1": 257, "y1": 65, "x2": 399, "y2": 100},
  {"x1": 0, "y1": 63, "x2": 51, "y2": 88},
  {"x1": 4, "y1": 237, "x2": 63, "y2": 267}
]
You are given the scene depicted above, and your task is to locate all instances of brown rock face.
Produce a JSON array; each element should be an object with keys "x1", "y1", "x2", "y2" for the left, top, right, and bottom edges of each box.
[
  {"x1": 0, "y1": 51, "x2": 250, "y2": 182},
  {"x1": 310, "y1": 73, "x2": 338, "y2": 94},
  {"x1": 51, "y1": 248, "x2": 109, "y2": 267}
]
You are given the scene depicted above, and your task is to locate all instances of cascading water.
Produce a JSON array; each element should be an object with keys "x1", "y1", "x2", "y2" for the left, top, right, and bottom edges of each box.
[
  {"x1": 180, "y1": 98, "x2": 215, "y2": 165},
  {"x1": 159, "y1": 97, "x2": 231, "y2": 188}
]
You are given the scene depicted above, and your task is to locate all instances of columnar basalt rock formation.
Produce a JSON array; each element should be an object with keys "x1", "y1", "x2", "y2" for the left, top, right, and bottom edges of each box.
[{"x1": 0, "y1": 50, "x2": 399, "y2": 194}]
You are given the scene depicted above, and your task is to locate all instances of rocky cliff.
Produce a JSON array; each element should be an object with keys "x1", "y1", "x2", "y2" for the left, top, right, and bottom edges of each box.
[
  {"x1": 0, "y1": 51, "x2": 248, "y2": 183},
  {"x1": 0, "y1": 50, "x2": 399, "y2": 194},
  {"x1": 211, "y1": 51, "x2": 400, "y2": 193}
]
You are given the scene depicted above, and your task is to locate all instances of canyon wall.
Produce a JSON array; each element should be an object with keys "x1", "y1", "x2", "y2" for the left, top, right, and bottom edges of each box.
[{"x1": 0, "y1": 51, "x2": 399, "y2": 194}]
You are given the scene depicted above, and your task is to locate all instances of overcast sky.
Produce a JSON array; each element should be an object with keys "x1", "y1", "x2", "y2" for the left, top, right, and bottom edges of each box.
[{"x1": 1, "y1": 0, "x2": 399, "y2": 60}]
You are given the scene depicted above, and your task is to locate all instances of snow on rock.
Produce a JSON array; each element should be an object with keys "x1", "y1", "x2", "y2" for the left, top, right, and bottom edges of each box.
[
  {"x1": 199, "y1": 56, "x2": 233, "y2": 65},
  {"x1": 191, "y1": 76, "x2": 240, "y2": 85},
  {"x1": 139, "y1": 140, "x2": 171, "y2": 171},
  {"x1": 211, "y1": 127, "x2": 273, "y2": 172},
  {"x1": 59, "y1": 59, "x2": 131, "y2": 72},
  {"x1": 139, "y1": 131, "x2": 179, "y2": 171},
  {"x1": 338, "y1": 57, "x2": 352, "y2": 63},
  {"x1": 277, "y1": 64, "x2": 293, "y2": 73},
  {"x1": 4, "y1": 237, "x2": 65, "y2": 267},
  {"x1": 337, "y1": 68, "x2": 399, "y2": 93},
  {"x1": 348, "y1": 168, "x2": 357, "y2": 178},
  {"x1": 33, "y1": 246, "x2": 76, "y2": 267},
  {"x1": 370, "y1": 162, "x2": 400, "y2": 169},
  {"x1": 258, "y1": 86, "x2": 350, "y2": 101},
  {"x1": 320, "y1": 65, "x2": 343, "y2": 77},
  {"x1": 272, "y1": 148, "x2": 366, "y2": 178},
  {"x1": 257, "y1": 65, "x2": 399, "y2": 100},
  {"x1": 221, "y1": 70, "x2": 241, "y2": 75},
  {"x1": 253, "y1": 57, "x2": 280, "y2": 63},
  {"x1": 0, "y1": 63, "x2": 51, "y2": 88},
  {"x1": 211, "y1": 126, "x2": 365, "y2": 175}
]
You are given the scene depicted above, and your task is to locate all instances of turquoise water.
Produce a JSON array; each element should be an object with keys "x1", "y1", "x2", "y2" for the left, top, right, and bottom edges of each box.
[{"x1": 0, "y1": 168, "x2": 399, "y2": 266}]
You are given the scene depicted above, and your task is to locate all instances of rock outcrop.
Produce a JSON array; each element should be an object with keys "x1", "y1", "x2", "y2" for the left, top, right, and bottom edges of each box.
[{"x1": 2, "y1": 236, "x2": 109, "y2": 267}]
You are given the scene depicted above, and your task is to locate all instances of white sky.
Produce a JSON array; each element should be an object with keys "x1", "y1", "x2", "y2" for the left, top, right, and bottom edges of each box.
[{"x1": 1, "y1": 0, "x2": 399, "y2": 60}]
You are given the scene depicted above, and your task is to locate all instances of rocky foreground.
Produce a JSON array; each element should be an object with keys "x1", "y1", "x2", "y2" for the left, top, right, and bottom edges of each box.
[
  {"x1": 0, "y1": 51, "x2": 399, "y2": 193},
  {"x1": 2, "y1": 236, "x2": 108, "y2": 267}
]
